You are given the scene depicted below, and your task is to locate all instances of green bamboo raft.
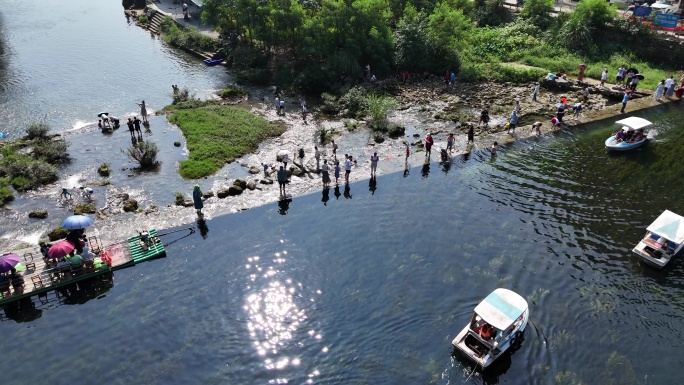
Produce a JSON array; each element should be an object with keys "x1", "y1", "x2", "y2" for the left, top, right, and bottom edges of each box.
[{"x1": 0, "y1": 229, "x2": 166, "y2": 306}]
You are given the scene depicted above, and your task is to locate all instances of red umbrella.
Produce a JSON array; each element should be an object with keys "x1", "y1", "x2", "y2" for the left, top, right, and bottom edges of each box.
[{"x1": 48, "y1": 241, "x2": 75, "y2": 259}]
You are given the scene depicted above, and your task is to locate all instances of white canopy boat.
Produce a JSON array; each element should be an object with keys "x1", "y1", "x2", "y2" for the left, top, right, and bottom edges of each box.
[
  {"x1": 452, "y1": 288, "x2": 529, "y2": 369},
  {"x1": 633, "y1": 210, "x2": 684, "y2": 268},
  {"x1": 605, "y1": 117, "x2": 652, "y2": 151}
]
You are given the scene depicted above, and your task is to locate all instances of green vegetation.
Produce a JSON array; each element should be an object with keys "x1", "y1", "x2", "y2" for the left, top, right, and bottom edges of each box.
[
  {"x1": 167, "y1": 106, "x2": 285, "y2": 179},
  {"x1": 200, "y1": 0, "x2": 673, "y2": 91},
  {"x1": 159, "y1": 16, "x2": 220, "y2": 53},
  {"x1": 220, "y1": 85, "x2": 246, "y2": 98},
  {"x1": 0, "y1": 178, "x2": 13, "y2": 205},
  {"x1": 74, "y1": 202, "x2": 96, "y2": 215},
  {"x1": 0, "y1": 123, "x2": 68, "y2": 196},
  {"x1": 123, "y1": 141, "x2": 160, "y2": 169},
  {"x1": 364, "y1": 94, "x2": 397, "y2": 131}
]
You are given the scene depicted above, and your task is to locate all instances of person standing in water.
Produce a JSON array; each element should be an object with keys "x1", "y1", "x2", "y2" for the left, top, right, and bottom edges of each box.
[
  {"x1": 467, "y1": 124, "x2": 474, "y2": 144},
  {"x1": 277, "y1": 166, "x2": 288, "y2": 196},
  {"x1": 446, "y1": 133, "x2": 454, "y2": 153},
  {"x1": 192, "y1": 185, "x2": 204, "y2": 216},
  {"x1": 334, "y1": 160, "x2": 341, "y2": 185},
  {"x1": 370, "y1": 152, "x2": 379, "y2": 176},
  {"x1": 133, "y1": 116, "x2": 142, "y2": 137},
  {"x1": 424, "y1": 133, "x2": 434, "y2": 158},
  {"x1": 127, "y1": 118, "x2": 135, "y2": 138},
  {"x1": 138, "y1": 100, "x2": 148, "y2": 123}
]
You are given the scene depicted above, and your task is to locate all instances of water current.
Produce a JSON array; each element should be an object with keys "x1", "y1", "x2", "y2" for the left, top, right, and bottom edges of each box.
[{"x1": 2, "y1": 1, "x2": 684, "y2": 385}]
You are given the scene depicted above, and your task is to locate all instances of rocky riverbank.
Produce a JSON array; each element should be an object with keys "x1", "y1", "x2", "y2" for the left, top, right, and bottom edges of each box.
[{"x1": 0, "y1": 60, "x2": 672, "y2": 252}]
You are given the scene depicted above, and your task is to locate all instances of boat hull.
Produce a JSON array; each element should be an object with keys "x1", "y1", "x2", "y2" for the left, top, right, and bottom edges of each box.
[
  {"x1": 605, "y1": 136, "x2": 647, "y2": 151},
  {"x1": 203, "y1": 58, "x2": 223, "y2": 66}
]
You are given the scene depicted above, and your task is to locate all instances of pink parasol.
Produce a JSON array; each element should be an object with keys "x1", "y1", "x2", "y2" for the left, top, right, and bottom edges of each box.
[{"x1": 48, "y1": 241, "x2": 75, "y2": 259}]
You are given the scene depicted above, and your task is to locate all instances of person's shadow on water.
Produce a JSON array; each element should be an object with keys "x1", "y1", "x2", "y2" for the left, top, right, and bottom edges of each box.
[
  {"x1": 278, "y1": 198, "x2": 292, "y2": 215},
  {"x1": 334, "y1": 185, "x2": 341, "y2": 200},
  {"x1": 369, "y1": 176, "x2": 377, "y2": 195},
  {"x1": 321, "y1": 187, "x2": 330, "y2": 206},
  {"x1": 344, "y1": 183, "x2": 352, "y2": 199},
  {"x1": 197, "y1": 218, "x2": 209, "y2": 239},
  {"x1": 421, "y1": 158, "x2": 430, "y2": 178}
]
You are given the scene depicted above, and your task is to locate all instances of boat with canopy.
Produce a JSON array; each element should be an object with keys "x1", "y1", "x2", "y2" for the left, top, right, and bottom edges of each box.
[
  {"x1": 452, "y1": 288, "x2": 529, "y2": 369},
  {"x1": 605, "y1": 117, "x2": 652, "y2": 151},
  {"x1": 633, "y1": 210, "x2": 684, "y2": 268}
]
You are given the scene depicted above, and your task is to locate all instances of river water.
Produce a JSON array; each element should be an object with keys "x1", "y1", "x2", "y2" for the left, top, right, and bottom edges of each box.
[{"x1": 2, "y1": 1, "x2": 684, "y2": 385}]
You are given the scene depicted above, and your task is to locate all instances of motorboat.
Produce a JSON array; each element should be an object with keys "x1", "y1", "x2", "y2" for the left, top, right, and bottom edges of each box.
[
  {"x1": 203, "y1": 58, "x2": 224, "y2": 66},
  {"x1": 632, "y1": 210, "x2": 684, "y2": 268},
  {"x1": 605, "y1": 117, "x2": 652, "y2": 151},
  {"x1": 452, "y1": 288, "x2": 529, "y2": 369}
]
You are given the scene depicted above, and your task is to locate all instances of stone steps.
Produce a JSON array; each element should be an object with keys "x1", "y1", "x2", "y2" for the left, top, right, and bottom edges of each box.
[{"x1": 148, "y1": 12, "x2": 165, "y2": 34}]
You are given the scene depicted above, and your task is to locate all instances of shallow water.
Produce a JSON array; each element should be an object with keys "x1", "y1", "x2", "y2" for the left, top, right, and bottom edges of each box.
[
  {"x1": 0, "y1": 0, "x2": 231, "y2": 136},
  {"x1": 2, "y1": 103, "x2": 684, "y2": 384}
]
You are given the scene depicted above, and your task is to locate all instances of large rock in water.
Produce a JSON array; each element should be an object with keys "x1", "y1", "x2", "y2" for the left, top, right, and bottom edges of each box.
[
  {"x1": 123, "y1": 199, "x2": 138, "y2": 212},
  {"x1": 248, "y1": 166, "x2": 261, "y2": 174},
  {"x1": 28, "y1": 209, "x2": 48, "y2": 219},
  {"x1": 233, "y1": 179, "x2": 247, "y2": 189},
  {"x1": 228, "y1": 186, "x2": 243, "y2": 196},
  {"x1": 74, "y1": 203, "x2": 96, "y2": 215},
  {"x1": 216, "y1": 189, "x2": 230, "y2": 198},
  {"x1": 202, "y1": 191, "x2": 214, "y2": 199},
  {"x1": 260, "y1": 178, "x2": 274, "y2": 185},
  {"x1": 246, "y1": 181, "x2": 256, "y2": 190},
  {"x1": 47, "y1": 226, "x2": 68, "y2": 241}
]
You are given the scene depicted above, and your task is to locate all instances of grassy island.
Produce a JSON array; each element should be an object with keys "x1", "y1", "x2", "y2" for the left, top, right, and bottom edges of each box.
[{"x1": 167, "y1": 105, "x2": 285, "y2": 179}]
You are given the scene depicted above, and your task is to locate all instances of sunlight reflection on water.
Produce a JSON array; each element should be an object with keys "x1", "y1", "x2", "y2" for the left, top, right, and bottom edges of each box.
[{"x1": 244, "y1": 247, "x2": 324, "y2": 383}]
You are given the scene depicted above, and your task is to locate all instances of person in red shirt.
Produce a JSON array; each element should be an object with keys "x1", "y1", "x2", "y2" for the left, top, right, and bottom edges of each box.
[{"x1": 424, "y1": 133, "x2": 434, "y2": 158}]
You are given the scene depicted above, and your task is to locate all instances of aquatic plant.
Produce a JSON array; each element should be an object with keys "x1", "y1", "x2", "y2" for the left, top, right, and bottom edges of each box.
[
  {"x1": 98, "y1": 163, "x2": 110, "y2": 177},
  {"x1": 25, "y1": 122, "x2": 50, "y2": 140},
  {"x1": 0, "y1": 178, "x2": 13, "y2": 205},
  {"x1": 123, "y1": 141, "x2": 160, "y2": 169},
  {"x1": 549, "y1": 330, "x2": 576, "y2": 352},
  {"x1": 554, "y1": 370, "x2": 587, "y2": 385},
  {"x1": 527, "y1": 287, "x2": 550, "y2": 305},
  {"x1": 74, "y1": 202, "x2": 96, "y2": 215}
]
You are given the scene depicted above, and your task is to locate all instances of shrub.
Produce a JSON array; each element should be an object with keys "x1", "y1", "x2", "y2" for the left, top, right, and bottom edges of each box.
[
  {"x1": 320, "y1": 93, "x2": 341, "y2": 115},
  {"x1": 138, "y1": 15, "x2": 148, "y2": 24},
  {"x1": 124, "y1": 141, "x2": 160, "y2": 169},
  {"x1": 235, "y1": 69, "x2": 272, "y2": 85},
  {"x1": 11, "y1": 176, "x2": 32, "y2": 191},
  {"x1": 339, "y1": 87, "x2": 368, "y2": 118},
  {"x1": 521, "y1": 0, "x2": 554, "y2": 29},
  {"x1": 364, "y1": 94, "x2": 397, "y2": 132},
  {"x1": 220, "y1": 85, "x2": 246, "y2": 98},
  {"x1": 174, "y1": 192, "x2": 185, "y2": 205},
  {"x1": 25, "y1": 122, "x2": 50, "y2": 140},
  {"x1": 172, "y1": 87, "x2": 193, "y2": 105},
  {"x1": 233, "y1": 46, "x2": 269, "y2": 69},
  {"x1": 32, "y1": 139, "x2": 70, "y2": 164},
  {"x1": 0, "y1": 178, "x2": 13, "y2": 206},
  {"x1": 0, "y1": 155, "x2": 59, "y2": 191}
]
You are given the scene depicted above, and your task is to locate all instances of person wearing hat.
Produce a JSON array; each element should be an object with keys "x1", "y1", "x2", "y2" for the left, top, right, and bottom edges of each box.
[{"x1": 192, "y1": 185, "x2": 204, "y2": 216}]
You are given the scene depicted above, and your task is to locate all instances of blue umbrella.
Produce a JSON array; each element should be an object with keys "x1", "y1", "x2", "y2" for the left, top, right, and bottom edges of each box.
[{"x1": 61, "y1": 215, "x2": 94, "y2": 230}]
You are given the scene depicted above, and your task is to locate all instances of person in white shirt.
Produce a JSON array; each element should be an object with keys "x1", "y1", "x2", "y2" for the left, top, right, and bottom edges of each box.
[
  {"x1": 370, "y1": 152, "x2": 379, "y2": 176},
  {"x1": 665, "y1": 77, "x2": 675, "y2": 99},
  {"x1": 600, "y1": 68, "x2": 608, "y2": 87},
  {"x1": 344, "y1": 155, "x2": 352, "y2": 183}
]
